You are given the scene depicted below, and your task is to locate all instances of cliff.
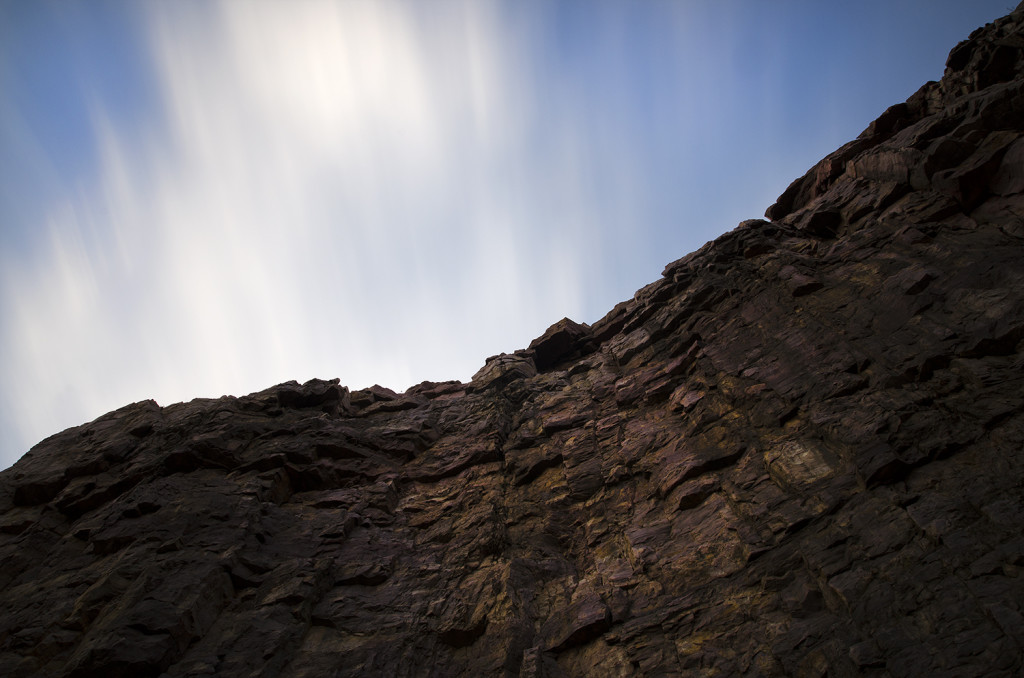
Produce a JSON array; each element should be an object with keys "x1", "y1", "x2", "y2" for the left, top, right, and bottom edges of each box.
[{"x1": 3, "y1": 5, "x2": 1024, "y2": 677}]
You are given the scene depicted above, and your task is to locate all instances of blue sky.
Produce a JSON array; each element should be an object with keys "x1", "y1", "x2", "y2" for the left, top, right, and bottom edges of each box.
[{"x1": 0, "y1": 0, "x2": 1013, "y2": 470}]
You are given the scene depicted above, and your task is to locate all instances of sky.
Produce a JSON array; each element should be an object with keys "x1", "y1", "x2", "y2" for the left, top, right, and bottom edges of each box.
[{"x1": 0, "y1": 0, "x2": 1014, "y2": 470}]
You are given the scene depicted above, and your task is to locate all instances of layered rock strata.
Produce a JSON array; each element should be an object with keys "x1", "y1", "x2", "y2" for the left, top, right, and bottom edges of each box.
[{"x1": 3, "y1": 5, "x2": 1024, "y2": 677}]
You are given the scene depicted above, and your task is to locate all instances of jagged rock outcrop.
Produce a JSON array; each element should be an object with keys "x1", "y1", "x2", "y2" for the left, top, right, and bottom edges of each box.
[{"x1": 3, "y1": 6, "x2": 1024, "y2": 677}]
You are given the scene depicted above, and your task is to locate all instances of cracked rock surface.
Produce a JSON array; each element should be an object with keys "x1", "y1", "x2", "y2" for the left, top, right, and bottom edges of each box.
[{"x1": 3, "y1": 5, "x2": 1024, "y2": 677}]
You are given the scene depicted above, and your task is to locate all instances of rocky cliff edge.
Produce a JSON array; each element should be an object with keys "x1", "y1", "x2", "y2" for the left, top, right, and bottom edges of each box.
[{"x1": 2, "y1": 5, "x2": 1024, "y2": 677}]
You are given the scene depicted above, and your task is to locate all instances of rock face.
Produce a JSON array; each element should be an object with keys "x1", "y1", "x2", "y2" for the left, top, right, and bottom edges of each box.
[{"x1": 4, "y1": 6, "x2": 1024, "y2": 677}]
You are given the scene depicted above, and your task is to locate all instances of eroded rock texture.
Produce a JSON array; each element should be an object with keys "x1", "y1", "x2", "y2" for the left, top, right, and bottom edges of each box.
[{"x1": 4, "y1": 6, "x2": 1024, "y2": 677}]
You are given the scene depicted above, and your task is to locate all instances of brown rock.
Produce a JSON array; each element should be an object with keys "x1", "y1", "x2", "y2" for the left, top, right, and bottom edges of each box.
[
  {"x1": 528, "y1": 318, "x2": 594, "y2": 371},
  {"x1": 4, "y1": 6, "x2": 1024, "y2": 678}
]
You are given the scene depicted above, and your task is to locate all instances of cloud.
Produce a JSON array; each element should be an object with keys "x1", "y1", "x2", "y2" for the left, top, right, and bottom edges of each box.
[
  {"x1": 4, "y1": 0, "x2": 1011, "y2": 469},
  {"x1": 1, "y1": 0, "x2": 659, "y2": 467}
]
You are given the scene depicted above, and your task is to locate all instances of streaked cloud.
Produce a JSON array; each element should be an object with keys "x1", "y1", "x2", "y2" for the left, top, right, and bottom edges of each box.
[
  {"x1": 0, "y1": 0, "x2": 646, "y2": 466},
  {"x1": 0, "y1": 0, "x2": 1013, "y2": 468}
]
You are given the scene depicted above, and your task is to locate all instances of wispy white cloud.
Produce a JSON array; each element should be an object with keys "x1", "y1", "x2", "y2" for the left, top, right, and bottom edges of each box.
[
  {"x1": 6, "y1": 0, "x2": 1006, "y2": 469},
  {"x1": 0, "y1": 0, "x2": 655, "y2": 467}
]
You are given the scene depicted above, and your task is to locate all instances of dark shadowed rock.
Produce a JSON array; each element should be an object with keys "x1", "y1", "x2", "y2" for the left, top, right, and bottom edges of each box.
[
  {"x1": 528, "y1": 318, "x2": 595, "y2": 371},
  {"x1": 3, "y1": 5, "x2": 1024, "y2": 677}
]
